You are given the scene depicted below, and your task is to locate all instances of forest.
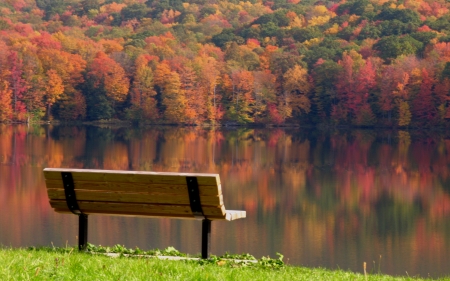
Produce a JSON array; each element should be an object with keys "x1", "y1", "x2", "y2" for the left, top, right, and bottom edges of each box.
[{"x1": 1, "y1": 0, "x2": 450, "y2": 127}]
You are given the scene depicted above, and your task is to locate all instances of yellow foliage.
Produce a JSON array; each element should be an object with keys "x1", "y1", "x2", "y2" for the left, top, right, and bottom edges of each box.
[
  {"x1": 45, "y1": 69, "x2": 64, "y2": 105},
  {"x1": 0, "y1": 81, "x2": 12, "y2": 122},
  {"x1": 365, "y1": 4, "x2": 375, "y2": 13},
  {"x1": 427, "y1": 38, "x2": 439, "y2": 47},
  {"x1": 361, "y1": 38, "x2": 377, "y2": 48},
  {"x1": 99, "y1": 3, "x2": 126, "y2": 14},
  {"x1": 184, "y1": 3, "x2": 199, "y2": 13},
  {"x1": 290, "y1": 17, "x2": 304, "y2": 28},
  {"x1": 410, "y1": 68, "x2": 422, "y2": 84},
  {"x1": 398, "y1": 101, "x2": 411, "y2": 127},
  {"x1": 99, "y1": 39, "x2": 124, "y2": 54},
  {"x1": 311, "y1": 5, "x2": 329, "y2": 17},
  {"x1": 404, "y1": 0, "x2": 420, "y2": 10},
  {"x1": 283, "y1": 65, "x2": 311, "y2": 116},
  {"x1": 308, "y1": 15, "x2": 330, "y2": 27},
  {"x1": 397, "y1": 4, "x2": 405, "y2": 9},
  {"x1": 348, "y1": 14, "x2": 360, "y2": 23},
  {"x1": 303, "y1": 37, "x2": 321, "y2": 47},
  {"x1": 345, "y1": 49, "x2": 364, "y2": 69},
  {"x1": 389, "y1": 3, "x2": 397, "y2": 9},
  {"x1": 325, "y1": 23, "x2": 339, "y2": 35}
]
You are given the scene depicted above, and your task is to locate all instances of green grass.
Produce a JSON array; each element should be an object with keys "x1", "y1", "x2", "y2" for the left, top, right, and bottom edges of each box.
[{"x1": 0, "y1": 245, "x2": 448, "y2": 281}]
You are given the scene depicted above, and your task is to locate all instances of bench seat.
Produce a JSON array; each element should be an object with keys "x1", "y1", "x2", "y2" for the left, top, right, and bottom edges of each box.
[{"x1": 43, "y1": 168, "x2": 246, "y2": 258}]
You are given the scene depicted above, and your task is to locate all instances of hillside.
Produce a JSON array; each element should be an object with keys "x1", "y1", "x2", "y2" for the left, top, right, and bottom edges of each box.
[{"x1": 1, "y1": 0, "x2": 450, "y2": 127}]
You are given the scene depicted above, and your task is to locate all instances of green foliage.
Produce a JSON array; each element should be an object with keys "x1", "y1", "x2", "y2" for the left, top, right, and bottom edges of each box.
[
  {"x1": 336, "y1": 0, "x2": 370, "y2": 16},
  {"x1": 121, "y1": 3, "x2": 148, "y2": 21},
  {"x1": 312, "y1": 60, "x2": 342, "y2": 121},
  {"x1": 291, "y1": 27, "x2": 322, "y2": 43},
  {"x1": 426, "y1": 15, "x2": 450, "y2": 32},
  {"x1": 86, "y1": 244, "x2": 188, "y2": 257},
  {"x1": 147, "y1": 0, "x2": 185, "y2": 18},
  {"x1": 375, "y1": 7, "x2": 421, "y2": 25},
  {"x1": 304, "y1": 46, "x2": 338, "y2": 68},
  {"x1": 379, "y1": 20, "x2": 416, "y2": 37},
  {"x1": 373, "y1": 35, "x2": 423, "y2": 61},
  {"x1": 0, "y1": 19, "x2": 9, "y2": 31},
  {"x1": 442, "y1": 62, "x2": 450, "y2": 81},
  {"x1": 212, "y1": 28, "x2": 236, "y2": 48},
  {"x1": 85, "y1": 243, "x2": 284, "y2": 270},
  {"x1": 199, "y1": 7, "x2": 217, "y2": 20},
  {"x1": 253, "y1": 10, "x2": 289, "y2": 27},
  {"x1": 358, "y1": 24, "x2": 382, "y2": 40},
  {"x1": 77, "y1": 0, "x2": 101, "y2": 15},
  {"x1": 260, "y1": 22, "x2": 280, "y2": 38},
  {"x1": 36, "y1": 0, "x2": 68, "y2": 20}
]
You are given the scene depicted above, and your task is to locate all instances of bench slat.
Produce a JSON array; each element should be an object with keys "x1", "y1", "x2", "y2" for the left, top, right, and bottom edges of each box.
[
  {"x1": 44, "y1": 169, "x2": 221, "y2": 186},
  {"x1": 47, "y1": 189, "x2": 223, "y2": 206},
  {"x1": 45, "y1": 179, "x2": 222, "y2": 196},
  {"x1": 49, "y1": 200, "x2": 227, "y2": 218},
  {"x1": 54, "y1": 209, "x2": 241, "y2": 221}
]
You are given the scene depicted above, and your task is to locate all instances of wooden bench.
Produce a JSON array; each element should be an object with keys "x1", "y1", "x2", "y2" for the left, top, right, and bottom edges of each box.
[{"x1": 43, "y1": 168, "x2": 246, "y2": 258}]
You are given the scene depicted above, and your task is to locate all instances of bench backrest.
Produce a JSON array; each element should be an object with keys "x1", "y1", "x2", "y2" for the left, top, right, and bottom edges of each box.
[{"x1": 44, "y1": 168, "x2": 243, "y2": 221}]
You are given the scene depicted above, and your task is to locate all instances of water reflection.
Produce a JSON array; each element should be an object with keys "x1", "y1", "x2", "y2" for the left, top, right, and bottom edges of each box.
[{"x1": 1, "y1": 124, "x2": 450, "y2": 278}]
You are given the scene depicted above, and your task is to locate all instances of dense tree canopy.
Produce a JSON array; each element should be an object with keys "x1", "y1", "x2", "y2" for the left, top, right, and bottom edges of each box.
[{"x1": 1, "y1": 0, "x2": 450, "y2": 128}]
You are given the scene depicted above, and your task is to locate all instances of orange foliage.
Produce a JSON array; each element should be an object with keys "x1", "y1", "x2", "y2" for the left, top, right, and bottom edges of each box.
[
  {"x1": 89, "y1": 52, "x2": 130, "y2": 102},
  {"x1": 99, "y1": 2, "x2": 127, "y2": 14},
  {"x1": 433, "y1": 42, "x2": 450, "y2": 62},
  {"x1": 98, "y1": 39, "x2": 124, "y2": 54}
]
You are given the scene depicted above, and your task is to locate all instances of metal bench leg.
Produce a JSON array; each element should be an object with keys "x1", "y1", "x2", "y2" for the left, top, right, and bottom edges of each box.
[
  {"x1": 202, "y1": 219, "x2": 211, "y2": 259},
  {"x1": 79, "y1": 214, "x2": 88, "y2": 251}
]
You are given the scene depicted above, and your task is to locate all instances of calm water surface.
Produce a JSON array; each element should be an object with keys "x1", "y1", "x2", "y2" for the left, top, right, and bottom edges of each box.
[{"x1": 1, "y1": 124, "x2": 450, "y2": 278}]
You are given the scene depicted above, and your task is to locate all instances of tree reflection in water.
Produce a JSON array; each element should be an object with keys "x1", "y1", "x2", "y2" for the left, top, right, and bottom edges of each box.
[{"x1": 0, "y1": 124, "x2": 449, "y2": 278}]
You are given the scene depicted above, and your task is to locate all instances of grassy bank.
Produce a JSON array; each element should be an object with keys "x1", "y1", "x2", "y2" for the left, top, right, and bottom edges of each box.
[{"x1": 0, "y1": 245, "x2": 446, "y2": 281}]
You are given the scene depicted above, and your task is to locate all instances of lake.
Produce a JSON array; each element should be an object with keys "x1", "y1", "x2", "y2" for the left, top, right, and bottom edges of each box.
[{"x1": 1, "y1": 124, "x2": 449, "y2": 278}]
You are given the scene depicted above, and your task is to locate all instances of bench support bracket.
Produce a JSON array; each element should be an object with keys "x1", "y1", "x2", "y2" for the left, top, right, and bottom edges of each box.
[
  {"x1": 202, "y1": 219, "x2": 211, "y2": 259},
  {"x1": 79, "y1": 214, "x2": 88, "y2": 251},
  {"x1": 186, "y1": 177, "x2": 204, "y2": 219}
]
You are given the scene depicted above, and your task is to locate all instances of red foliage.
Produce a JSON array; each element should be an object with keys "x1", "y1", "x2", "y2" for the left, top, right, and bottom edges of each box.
[
  {"x1": 247, "y1": 38, "x2": 261, "y2": 47},
  {"x1": 267, "y1": 103, "x2": 283, "y2": 124},
  {"x1": 8, "y1": 51, "x2": 28, "y2": 119},
  {"x1": 417, "y1": 25, "x2": 432, "y2": 32},
  {"x1": 13, "y1": 22, "x2": 34, "y2": 35},
  {"x1": 328, "y1": 3, "x2": 339, "y2": 13},
  {"x1": 11, "y1": 0, "x2": 27, "y2": 11},
  {"x1": 412, "y1": 69, "x2": 438, "y2": 124},
  {"x1": 31, "y1": 32, "x2": 62, "y2": 50},
  {"x1": 340, "y1": 21, "x2": 349, "y2": 30}
]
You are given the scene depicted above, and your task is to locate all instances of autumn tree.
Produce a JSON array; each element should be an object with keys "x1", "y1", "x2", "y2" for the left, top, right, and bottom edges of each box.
[
  {"x1": 154, "y1": 61, "x2": 186, "y2": 123},
  {"x1": 253, "y1": 70, "x2": 276, "y2": 122},
  {"x1": 179, "y1": 65, "x2": 204, "y2": 124},
  {"x1": 86, "y1": 51, "x2": 129, "y2": 119},
  {"x1": 0, "y1": 81, "x2": 13, "y2": 122},
  {"x1": 8, "y1": 51, "x2": 28, "y2": 121},
  {"x1": 334, "y1": 51, "x2": 377, "y2": 125},
  {"x1": 44, "y1": 69, "x2": 64, "y2": 120},
  {"x1": 127, "y1": 55, "x2": 159, "y2": 121},
  {"x1": 196, "y1": 53, "x2": 223, "y2": 124},
  {"x1": 282, "y1": 65, "x2": 311, "y2": 121},
  {"x1": 412, "y1": 68, "x2": 438, "y2": 126},
  {"x1": 312, "y1": 59, "x2": 341, "y2": 123},
  {"x1": 228, "y1": 70, "x2": 254, "y2": 124}
]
